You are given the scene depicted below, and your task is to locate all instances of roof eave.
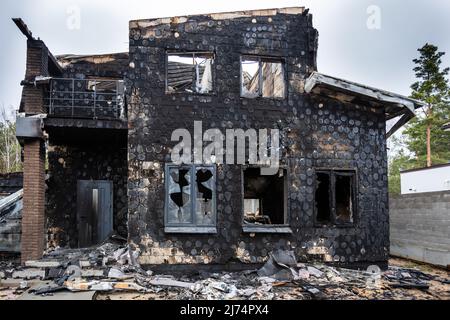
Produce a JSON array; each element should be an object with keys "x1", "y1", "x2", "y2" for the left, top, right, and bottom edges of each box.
[{"x1": 305, "y1": 72, "x2": 426, "y2": 114}]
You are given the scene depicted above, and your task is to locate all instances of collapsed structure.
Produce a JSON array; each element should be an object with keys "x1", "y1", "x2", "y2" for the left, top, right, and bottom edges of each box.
[{"x1": 12, "y1": 7, "x2": 424, "y2": 267}]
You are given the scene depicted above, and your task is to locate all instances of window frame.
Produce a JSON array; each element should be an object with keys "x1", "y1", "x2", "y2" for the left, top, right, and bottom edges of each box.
[
  {"x1": 165, "y1": 50, "x2": 216, "y2": 95},
  {"x1": 241, "y1": 165, "x2": 292, "y2": 234},
  {"x1": 239, "y1": 54, "x2": 287, "y2": 100},
  {"x1": 313, "y1": 168, "x2": 358, "y2": 228},
  {"x1": 164, "y1": 163, "x2": 217, "y2": 234}
]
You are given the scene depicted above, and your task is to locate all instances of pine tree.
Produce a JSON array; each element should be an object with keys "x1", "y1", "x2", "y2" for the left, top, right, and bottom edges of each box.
[{"x1": 407, "y1": 43, "x2": 450, "y2": 167}]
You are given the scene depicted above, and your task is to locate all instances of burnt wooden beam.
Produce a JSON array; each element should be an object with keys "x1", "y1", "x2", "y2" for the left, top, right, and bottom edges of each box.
[
  {"x1": 12, "y1": 18, "x2": 34, "y2": 40},
  {"x1": 386, "y1": 111, "x2": 415, "y2": 139}
]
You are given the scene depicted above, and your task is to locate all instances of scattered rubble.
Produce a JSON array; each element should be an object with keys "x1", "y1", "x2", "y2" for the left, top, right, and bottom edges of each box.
[{"x1": 1, "y1": 244, "x2": 449, "y2": 300}]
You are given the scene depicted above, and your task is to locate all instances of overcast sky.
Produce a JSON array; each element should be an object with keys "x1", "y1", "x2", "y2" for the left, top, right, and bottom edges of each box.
[{"x1": 1, "y1": 0, "x2": 450, "y2": 120}]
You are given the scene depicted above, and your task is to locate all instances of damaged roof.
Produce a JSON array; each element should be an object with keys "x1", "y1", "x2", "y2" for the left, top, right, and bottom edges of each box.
[
  {"x1": 304, "y1": 72, "x2": 426, "y2": 138},
  {"x1": 56, "y1": 53, "x2": 129, "y2": 69},
  {"x1": 12, "y1": 18, "x2": 63, "y2": 76},
  {"x1": 305, "y1": 72, "x2": 426, "y2": 115},
  {"x1": 129, "y1": 6, "x2": 306, "y2": 28},
  {"x1": 55, "y1": 53, "x2": 129, "y2": 78}
]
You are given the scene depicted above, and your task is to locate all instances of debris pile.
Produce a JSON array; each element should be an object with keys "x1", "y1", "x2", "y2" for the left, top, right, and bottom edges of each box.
[{"x1": 1, "y1": 246, "x2": 448, "y2": 300}]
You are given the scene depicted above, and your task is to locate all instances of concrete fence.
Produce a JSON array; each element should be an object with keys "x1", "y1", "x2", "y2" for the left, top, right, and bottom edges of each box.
[{"x1": 390, "y1": 191, "x2": 450, "y2": 267}]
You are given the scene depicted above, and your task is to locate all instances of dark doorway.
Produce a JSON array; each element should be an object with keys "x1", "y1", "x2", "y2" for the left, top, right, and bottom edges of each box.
[{"x1": 77, "y1": 180, "x2": 113, "y2": 247}]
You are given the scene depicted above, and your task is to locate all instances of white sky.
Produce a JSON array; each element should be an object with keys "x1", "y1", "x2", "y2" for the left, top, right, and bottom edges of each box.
[{"x1": 1, "y1": 0, "x2": 450, "y2": 120}]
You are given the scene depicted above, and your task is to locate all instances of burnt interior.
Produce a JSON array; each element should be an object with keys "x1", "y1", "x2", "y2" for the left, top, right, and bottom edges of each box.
[
  {"x1": 315, "y1": 171, "x2": 355, "y2": 226},
  {"x1": 243, "y1": 168, "x2": 286, "y2": 225},
  {"x1": 335, "y1": 174, "x2": 354, "y2": 224},
  {"x1": 315, "y1": 172, "x2": 331, "y2": 224},
  {"x1": 166, "y1": 52, "x2": 214, "y2": 94}
]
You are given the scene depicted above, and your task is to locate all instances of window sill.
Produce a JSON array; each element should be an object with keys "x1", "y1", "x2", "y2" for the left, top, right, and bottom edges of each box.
[
  {"x1": 240, "y1": 95, "x2": 286, "y2": 101},
  {"x1": 314, "y1": 223, "x2": 355, "y2": 229},
  {"x1": 165, "y1": 91, "x2": 217, "y2": 96},
  {"x1": 164, "y1": 226, "x2": 217, "y2": 234},
  {"x1": 242, "y1": 225, "x2": 293, "y2": 234}
]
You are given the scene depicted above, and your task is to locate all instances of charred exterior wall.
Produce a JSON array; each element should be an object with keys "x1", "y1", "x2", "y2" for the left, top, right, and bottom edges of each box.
[
  {"x1": 44, "y1": 55, "x2": 129, "y2": 248},
  {"x1": 46, "y1": 137, "x2": 128, "y2": 248},
  {"x1": 127, "y1": 10, "x2": 389, "y2": 266},
  {"x1": 0, "y1": 172, "x2": 23, "y2": 197}
]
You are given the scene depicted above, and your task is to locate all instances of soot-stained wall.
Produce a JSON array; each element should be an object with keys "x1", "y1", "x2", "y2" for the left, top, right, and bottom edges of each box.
[
  {"x1": 44, "y1": 54, "x2": 129, "y2": 249},
  {"x1": 127, "y1": 10, "x2": 389, "y2": 266},
  {"x1": 46, "y1": 136, "x2": 128, "y2": 248}
]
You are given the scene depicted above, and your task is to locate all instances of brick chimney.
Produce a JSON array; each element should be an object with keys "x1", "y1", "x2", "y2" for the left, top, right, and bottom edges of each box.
[{"x1": 20, "y1": 39, "x2": 48, "y2": 263}]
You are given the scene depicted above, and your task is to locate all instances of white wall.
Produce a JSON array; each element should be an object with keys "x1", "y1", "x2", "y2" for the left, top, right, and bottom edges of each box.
[{"x1": 401, "y1": 165, "x2": 450, "y2": 194}]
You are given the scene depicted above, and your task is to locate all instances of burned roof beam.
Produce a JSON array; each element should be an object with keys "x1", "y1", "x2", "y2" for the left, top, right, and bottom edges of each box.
[
  {"x1": 12, "y1": 18, "x2": 34, "y2": 40},
  {"x1": 12, "y1": 18, "x2": 63, "y2": 76},
  {"x1": 48, "y1": 53, "x2": 63, "y2": 76},
  {"x1": 386, "y1": 111, "x2": 415, "y2": 139}
]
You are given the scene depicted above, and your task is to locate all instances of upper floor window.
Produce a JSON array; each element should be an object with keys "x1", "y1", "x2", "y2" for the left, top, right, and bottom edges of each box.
[
  {"x1": 166, "y1": 52, "x2": 214, "y2": 94},
  {"x1": 240, "y1": 56, "x2": 286, "y2": 99}
]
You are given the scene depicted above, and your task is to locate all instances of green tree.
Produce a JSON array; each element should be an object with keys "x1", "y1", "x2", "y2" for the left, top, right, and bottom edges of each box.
[
  {"x1": 407, "y1": 43, "x2": 450, "y2": 167},
  {"x1": 388, "y1": 150, "x2": 414, "y2": 195},
  {"x1": 0, "y1": 104, "x2": 22, "y2": 174},
  {"x1": 388, "y1": 44, "x2": 450, "y2": 194}
]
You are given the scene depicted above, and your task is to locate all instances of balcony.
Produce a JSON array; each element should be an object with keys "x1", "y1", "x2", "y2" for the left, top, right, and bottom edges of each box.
[{"x1": 46, "y1": 78, "x2": 125, "y2": 120}]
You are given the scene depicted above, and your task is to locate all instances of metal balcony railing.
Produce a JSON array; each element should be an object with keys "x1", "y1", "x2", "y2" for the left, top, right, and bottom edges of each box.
[{"x1": 46, "y1": 78, "x2": 125, "y2": 120}]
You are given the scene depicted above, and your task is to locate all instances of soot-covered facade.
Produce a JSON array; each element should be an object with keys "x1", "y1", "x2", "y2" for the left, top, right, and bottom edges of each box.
[{"x1": 15, "y1": 7, "x2": 424, "y2": 266}]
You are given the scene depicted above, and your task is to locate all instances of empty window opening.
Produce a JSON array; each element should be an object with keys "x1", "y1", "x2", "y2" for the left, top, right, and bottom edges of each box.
[
  {"x1": 243, "y1": 168, "x2": 286, "y2": 225},
  {"x1": 314, "y1": 170, "x2": 356, "y2": 226},
  {"x1": 166, "y1": 165, "x2": 216, "y2": 229},
  {"x1": 335, "y1": 174, "x2": 354, "y2": 224},
  {"x1": 166, "y1": 52, "x2": 214, "y2": 94},
  {"x1": 241, "y1": 56, "x2": 285, "y2": 99},
  {"x1": 315, "y1": 172, "x2": 331, "y2": 224}
]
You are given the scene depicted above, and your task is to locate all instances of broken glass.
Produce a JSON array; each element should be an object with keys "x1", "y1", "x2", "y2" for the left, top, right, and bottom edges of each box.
[
  {"x1": 167, "y1": 167, "x2": 192, "y2": 223},
  {"x1": 195, "y1": 167, "x2": 215, "y2": 225}
]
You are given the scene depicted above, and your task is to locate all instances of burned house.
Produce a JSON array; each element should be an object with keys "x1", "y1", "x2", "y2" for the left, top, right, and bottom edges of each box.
[{"x1": 13, "y1": 7, "x2": 424, "y2": 267}]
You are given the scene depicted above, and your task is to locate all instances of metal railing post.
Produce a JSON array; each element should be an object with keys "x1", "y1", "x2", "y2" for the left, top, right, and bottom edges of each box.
[
  {"x1": 93, "y1": 80, "x2": 97, "y2": 119},
  {"x1": 49, "y1": 79, "x2": 53, "y2": 115},
  {"x1": 72, "y1": 79, "x2": 75, "y2": 117}
]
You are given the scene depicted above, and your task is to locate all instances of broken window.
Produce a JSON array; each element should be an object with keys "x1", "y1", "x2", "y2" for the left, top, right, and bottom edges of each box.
[
  {"x1": 166, "y1": 52, "x2": 214, "y2": 94},
  {"x1": 315, "y1": 172, "x2": 331, "y2": 224},
  {"x1": 241, "y1": 56, "x2": 285, "y2": 99},
  {"x1": 167, "y1": 166, "x2": 192, "y2": 224},
  {"x1": 314, "y1": 170, "x2": 356, "y2": 226},
  {"x1": 243, "y1": 167, "x2": 287, "y2": 226},
  {"x1": 335, "y1": 174, "x2": 354, "y2": 224},
  {"x1": 165, "y1": 164, "x2": 216, "y2": 232}
]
